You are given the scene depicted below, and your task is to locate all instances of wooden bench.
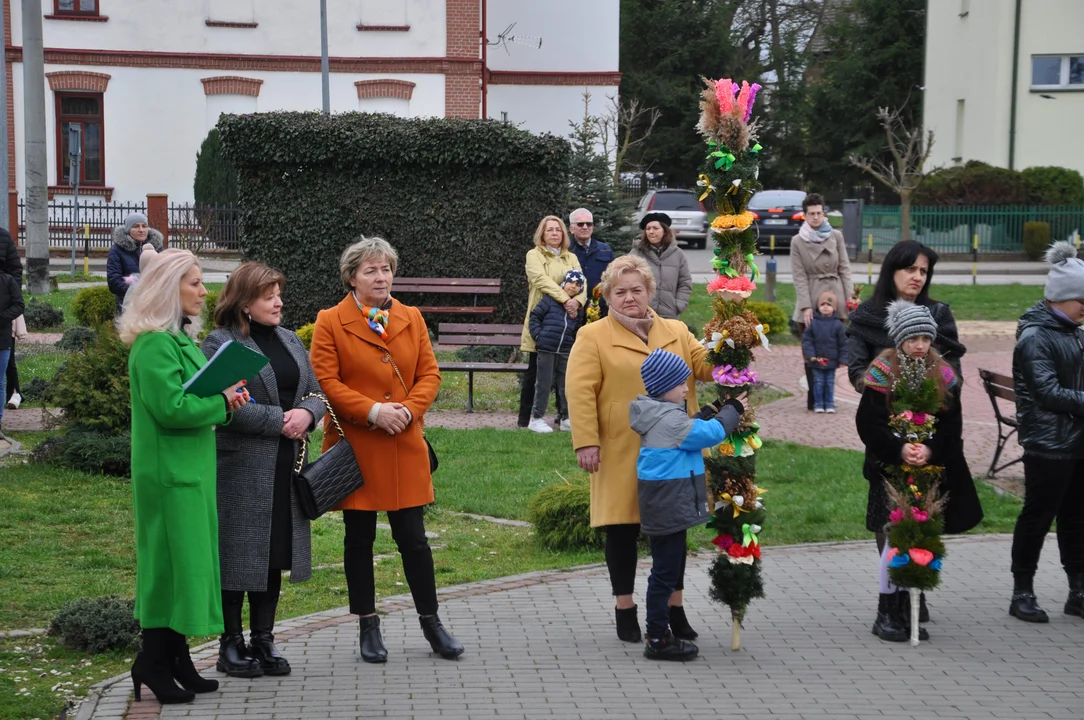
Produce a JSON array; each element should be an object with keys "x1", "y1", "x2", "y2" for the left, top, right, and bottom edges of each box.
[
  {"x1": 395, "y1": 278, "x2": 501, "y2": 316},
  {"x1": 436, "y1": 323, "x2": 527, "y2": 412},
  {"x1": 979, "y1": 368, "x2": 1023, "y2": 478}
]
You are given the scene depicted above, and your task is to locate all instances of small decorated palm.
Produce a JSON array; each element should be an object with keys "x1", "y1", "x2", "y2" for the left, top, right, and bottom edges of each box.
[{"x1": 696, "y1": 77, "x2": 770, "y2": 651}]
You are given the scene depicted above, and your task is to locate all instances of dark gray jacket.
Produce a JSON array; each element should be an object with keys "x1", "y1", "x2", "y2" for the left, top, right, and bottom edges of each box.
[
  {"x1": 1013, "y1": 302, "x2": 1084, "y2": 460},
  {"x1": 801, "y1": 312, "x2": 849, "y2": 369},
  {"x1": 629, "y1": 395, "x2": 739, "y2": 537},
  {"x1": 203, "y1": 326, "x2": 326, "y2": 591}
]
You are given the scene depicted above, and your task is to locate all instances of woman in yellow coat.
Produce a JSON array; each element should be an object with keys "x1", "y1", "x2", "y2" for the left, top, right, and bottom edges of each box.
[
  {"x1": 517, "y1": 215, "x2": 587, "y2": 430},
  {"x1": 566, "y1": 255, "x2": 714, "y2": 644},
  {"x1": 310, "y1": 236, "x2": 463, "y2": 663}
]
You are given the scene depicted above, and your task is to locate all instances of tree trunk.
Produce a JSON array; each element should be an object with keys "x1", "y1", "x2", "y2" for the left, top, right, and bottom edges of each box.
[
  {"x1": 899, "y1": 189, "x2": 912, "y2": 243},
  {"x1": 22, "y1": 0, "x2": 50, "y2": 295}
]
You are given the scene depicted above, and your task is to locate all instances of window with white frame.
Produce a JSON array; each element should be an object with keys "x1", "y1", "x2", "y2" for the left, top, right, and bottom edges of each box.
[{"x1": 1031, "y1": 55, "x2": 1084, "y2": 90}]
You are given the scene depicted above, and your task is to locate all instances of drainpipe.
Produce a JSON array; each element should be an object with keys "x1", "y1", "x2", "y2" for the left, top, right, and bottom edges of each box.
[
  {"x1": 480, "y1": 0, "x2": 488, "y2": 119},
  {"x1": 1008, "y1": 0, "x2": 1022, "y2": 170}
]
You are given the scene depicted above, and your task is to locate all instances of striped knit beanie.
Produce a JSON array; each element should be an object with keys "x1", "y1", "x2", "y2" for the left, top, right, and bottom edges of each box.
[
  {"x1": 640, "y1": 348, "x2": 691, "y2": 398},
  {"x1": 885, "y1": 300, "x2": 938, "y2": 347}
]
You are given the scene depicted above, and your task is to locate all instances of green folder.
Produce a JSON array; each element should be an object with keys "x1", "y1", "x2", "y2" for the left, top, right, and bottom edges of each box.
[{"x1": 182, "y1": 340, "x2": 270, "y2": 398}]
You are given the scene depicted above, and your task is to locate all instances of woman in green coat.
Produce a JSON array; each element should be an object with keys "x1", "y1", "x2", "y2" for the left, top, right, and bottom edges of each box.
[{"x1": 119, "y1": 248, "x2": 250, "y2": 705}]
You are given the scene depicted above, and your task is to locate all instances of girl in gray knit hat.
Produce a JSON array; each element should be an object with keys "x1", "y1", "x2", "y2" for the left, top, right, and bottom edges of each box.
[{"x1": 855, "y1": 299, "x2": 983, "y2": 643}]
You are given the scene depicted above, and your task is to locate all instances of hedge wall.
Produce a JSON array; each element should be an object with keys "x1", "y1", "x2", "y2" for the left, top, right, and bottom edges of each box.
[{"x1": 219, "y1": 112, "x2": 571, "y2": 328}]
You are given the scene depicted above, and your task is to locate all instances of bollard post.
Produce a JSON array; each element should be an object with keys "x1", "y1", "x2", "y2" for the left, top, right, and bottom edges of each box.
[
  {"x1": 867, "y1": 233, "x2": 874, "y2": 285},
  {"x1": 765, "y1": 235, "x2": 777, "y2": 302},
  {"x1": 972, "y1": 233, "x2": 979, "y2": 286}
]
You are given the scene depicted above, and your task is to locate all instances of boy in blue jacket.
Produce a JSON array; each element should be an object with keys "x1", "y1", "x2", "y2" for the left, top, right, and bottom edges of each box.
[
  {"x1": 527, "y1": 270, "x2": 586, "y2": 433},
  {"x1": 630, "y1": 349, "x2": 745, "y2": 660}
]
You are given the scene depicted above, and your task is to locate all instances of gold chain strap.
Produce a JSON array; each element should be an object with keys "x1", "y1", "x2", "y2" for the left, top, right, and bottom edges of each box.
[
  {"x1": 384, "y1": 350, "x2": 410, "y2": 396},
  {"x1": 293, "y1": 392, "x2": 346, "y2": 476}
]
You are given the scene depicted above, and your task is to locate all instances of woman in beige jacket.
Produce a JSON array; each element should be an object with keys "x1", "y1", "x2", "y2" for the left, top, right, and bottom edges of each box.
[
  {"x1": 566, "y1": 255, "x2": 714, "y2": 644},
  {"x1": 516, "y1": 216, "x2": 587, "y2": 429},
  {"x1": 629, "y1": 212, "x2": 693, "y2": 320}
]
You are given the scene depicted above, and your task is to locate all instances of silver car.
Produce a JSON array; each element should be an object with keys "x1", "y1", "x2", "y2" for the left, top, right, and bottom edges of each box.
[{"x1": 631, "y1": 189, "x2": 709, "y2": 249}]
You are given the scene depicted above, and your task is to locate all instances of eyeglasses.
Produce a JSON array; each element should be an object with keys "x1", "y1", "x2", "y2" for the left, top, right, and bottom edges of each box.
[{"x1": 574, "y1": 222, "x2": 594, "y2": 228}]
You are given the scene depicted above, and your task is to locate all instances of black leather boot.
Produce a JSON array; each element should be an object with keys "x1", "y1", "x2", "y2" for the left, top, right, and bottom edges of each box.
[
  {"x1": 871, "y1": 593, "x2": 907, "y2": 642},
  {"x1": 217, "y1": 592, "x2": 263, "y2": 677},
  {"x1": 643, "y1": 632, "x2": 698, "y2": 661},
  {"x1": 896, "y1": 591, "x2": 929, "y2": 640},
  {"x1": 615, "y1": 605, "x2": 642, "y2": 643},
  {"x1": 167, "y1": 630, "x2": 218, "y2": 693},
  {"x1": 1009, "y1": 575, "x2": 1049, "y2": 623},
  {"x1": 249, "y1": 590, "x2": 290, "y2": 676},
  {"x1": 1064, "y1": 573, "x2": 1083, "y2": 617},
  {"x1": 919, "y1": 592, "x2": 930, "y2": 623},
  {"x1": 668, "y1": 605, "x2": 699, "y2": 641},
  {"x1": 419, "y1": 613, "x2": 464, "y2": 659},
  {"x1": 359, "y1": 615, "x2": 388, "y2": 664},
  {"x1": 131, "y1": 628, "x2": 194, "y2": 704}
]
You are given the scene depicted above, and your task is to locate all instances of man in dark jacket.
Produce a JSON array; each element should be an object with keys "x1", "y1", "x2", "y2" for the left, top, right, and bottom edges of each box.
[
  {"x1": 569, "y1": 208, "x2": 615, "y2": 319},
  {"x1": 107, "y1": 213, "x2": 163, "y2": 314},
  {"x1": 527, "y1": 270, "x2": 586, "y2": 433},
  {"x1": 1009, "y1": 241, "x2": 1084, "y2": 624}
]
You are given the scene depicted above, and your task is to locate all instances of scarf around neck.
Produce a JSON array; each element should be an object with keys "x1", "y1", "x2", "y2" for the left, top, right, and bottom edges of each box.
[
  {"x1": 353, "y1": 293, "x2": 392, "y2": 340},
  {"x1": 798, "y1": 220, "x2": 833, "y2": 244},
  {"x1": 609, "y1": 306, "x2": 655, "y2": 343}
]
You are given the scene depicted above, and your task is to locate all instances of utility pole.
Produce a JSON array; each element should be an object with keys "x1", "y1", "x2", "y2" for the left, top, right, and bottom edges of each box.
[
  {"x1": 22, "y1": 0, "x2": 50, "y2": 294},
  {"x1": 0, "y1": 1, "x2": 9, "y2": 233},
  {"x1": 320, "y1": 0, "x2": 330, "y2": 115}
]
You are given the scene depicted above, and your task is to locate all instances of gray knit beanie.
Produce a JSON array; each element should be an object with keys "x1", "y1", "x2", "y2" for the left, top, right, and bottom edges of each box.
[
  {"x1": 885, "y1": 300, "x2": 938, "y2": 347},
  {"x1": 124, "y1": 212, "x2": 149, "y2": 233},
  {"x1": 1043, "y1": 241, "x2": 1084, "y2": 302}
]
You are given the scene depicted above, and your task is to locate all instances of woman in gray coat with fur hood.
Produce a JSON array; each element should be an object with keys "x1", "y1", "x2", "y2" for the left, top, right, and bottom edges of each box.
[
  {"x1": 202, "y1": 263, "x2": 325, "y2": 679},
  {"x1": 629, "y1": 213, "x2": 692, "y2": 319},
  {"x1": 107, "y1": 213, "x2": 163, "y2": 313}
]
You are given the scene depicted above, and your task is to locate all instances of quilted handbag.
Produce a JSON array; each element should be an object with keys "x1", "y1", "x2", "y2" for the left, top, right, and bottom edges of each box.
[
  {"x1": 292, "y1": 393, "x2": 364, "y2": 520},
  {"x1": 384, "y1": 350, "x2": 439, "y2": 473}
]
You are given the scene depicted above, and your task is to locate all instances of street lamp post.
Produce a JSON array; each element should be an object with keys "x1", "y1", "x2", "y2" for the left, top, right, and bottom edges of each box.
[
  {"x1": 320, "y1": 0, "x2": 330, "y2": 115},
  {"x1": 68, "y1": 125, "x2": 82, "y2": 278}
]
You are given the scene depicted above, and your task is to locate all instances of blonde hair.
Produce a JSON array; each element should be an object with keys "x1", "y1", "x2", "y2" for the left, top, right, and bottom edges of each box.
[
  {"x1": 598, "y1": 254, "x2": 656, "y2": 299},
  {"x1": 532, "y1": 215, "x2": 570, "y2": 252},
  {"x1": 118, "y1": 249, "x2": 203, "y2": 345},
  {"x1": 340, "y1": 236, "x2": 399, "y2": 291},
  {"x1": 215, "y1": 262, "x2": 285, "y2": 336}
]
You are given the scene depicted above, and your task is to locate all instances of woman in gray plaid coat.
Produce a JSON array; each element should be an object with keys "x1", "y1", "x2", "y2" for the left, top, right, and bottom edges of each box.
[{"x1": 203, "y1": 263, "x2": 325, "y2": 678}]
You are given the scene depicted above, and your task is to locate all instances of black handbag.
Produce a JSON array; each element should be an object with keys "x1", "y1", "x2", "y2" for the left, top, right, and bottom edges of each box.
[
  {"x1": 292, "y1": 393, "x2": 364, "y2": 520},
  {"x1": 384, "y1": 350, "x2": 439, "y2": 473}
]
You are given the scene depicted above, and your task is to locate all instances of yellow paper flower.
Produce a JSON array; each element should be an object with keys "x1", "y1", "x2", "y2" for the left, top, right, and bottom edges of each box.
[{"x1": 711, "y1": 211, "x2": 756, "y2": 231}]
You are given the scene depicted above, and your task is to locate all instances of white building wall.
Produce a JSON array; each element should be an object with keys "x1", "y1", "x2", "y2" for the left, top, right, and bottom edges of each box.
[
  {"x1": 485, "y1": 0, "x2": 619, "y2": 73},
  {"x1": 488, "y1": 84, "x2": 616, "y2": 139}
]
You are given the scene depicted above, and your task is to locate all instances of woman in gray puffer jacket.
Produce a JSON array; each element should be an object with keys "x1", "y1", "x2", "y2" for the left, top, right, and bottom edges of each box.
[
  {"x1": 629, "y1": 213, "x2": 692, "y2": 320},
  {"x1": 107, "y1": 213, "x2": 163, "y2": 313}
]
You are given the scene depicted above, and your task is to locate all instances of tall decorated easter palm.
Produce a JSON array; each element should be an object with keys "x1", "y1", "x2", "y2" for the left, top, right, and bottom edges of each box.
[{"x1": 695, "y1": 78, "x2": 770, "y2": 651}]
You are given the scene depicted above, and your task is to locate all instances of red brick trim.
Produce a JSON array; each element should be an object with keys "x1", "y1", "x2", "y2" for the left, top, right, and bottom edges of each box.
[
  {"x1": 4, "y1": 1, "x2": 14, "y2": 188},
  {"x1": 201, "y1": 76, "x2": 264, "y2": 97},
  {"x1": 205, "y1": 20, "x2": 258, "y2": 29},
  {"x1": 357, "y1": 24, "x2": 410, "y2": 31},
  {"x1": 44, "y1": 14, "x2": 108, "y2": 22},
  {"x1": 355, "y1": 79, "x2": 415, "y2": 100},
  {"x1": 46, "y1": 70, "x2": 111, "y2": 93},
  {"x1": 487, "y1": 71, "x2": 621, "y2": 86},
  {"x1": 444, "y1": 0, "x2": 479, "y2": 119},
  {"x1": 48, "y1": 185, "x2": 113, "y2": 201}
]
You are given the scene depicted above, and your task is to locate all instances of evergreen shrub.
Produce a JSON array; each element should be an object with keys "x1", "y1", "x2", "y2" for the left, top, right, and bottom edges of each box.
[
  {"x1": 219, "y1": 112, "x2": 570, "y2": 328},
  {"x1": 72, "y1": 286, "x2": 116, "y2": 327},
  {"x1": 1021, "y1": 166, "x2": 1084, "y2": 205},
  {"x1": 49, "y1": 596, "x2": 140, "y2": 654},
  {"x1": 296, "y1": 322, "x2": 315, "y2": 350},
  {"x1": 1023, "y1": 221, "x2": 1052, "y2": 261},
  {"x1": 55, "y1": 326, "x2": 97, "y2": 352},
  {"x1": 50, "y1": 326, "x2": 131, "y2": 433},
  {"x1": 527, "y1": 478, "x2": 603, "y2": 551},
  {"x1": 23, "y1": 299, "x2": 64, "y2": 330},
  {"x1": 745, "y1": 301, "x2": 787, "y2": 336}
]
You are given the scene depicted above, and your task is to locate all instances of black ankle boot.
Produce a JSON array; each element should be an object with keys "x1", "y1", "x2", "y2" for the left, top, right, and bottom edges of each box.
[
  {"x1": 1065, "y1": 573, "x2": 1084, "y2": 617},
  {"x1": 643, "y1": 632, "x2": 698, "y2": 661},
  {"x1": 1009, "y1": 575, "x2": 1049, "y2": 623},
  {"x1": 359, "y1": 615, "x2": 388, "y2": 664},
  {"x1": 615, "y1": 606, "x2": 642, "y2": 643},
  {"x1": 419, "y1": 613, "x2": 464, "y2": 659},
  {"x1": 167, "y1": 630, "x2": 218, "y2": 694},
  {"x1": 216, "y1": 634, "x2": 263, "y2": 678},
  {"x1": 919, "y1": 592, "x2": 930, "y2": 623},
  {"x1": 871, "y1": 593, "x2": 907, "y2": 642},
  {"x1": 896, "y1": 591, "x2": 930, "y2": 640},
  {"x1": 131, "y1": 628, "x2": 194, "y2": 704},
  {"x1": 668, "y1": 605, "x2": 698, "y2": 641},
  {"x1": 249, "y1": 589, "x2": 290, "y2": 676}
]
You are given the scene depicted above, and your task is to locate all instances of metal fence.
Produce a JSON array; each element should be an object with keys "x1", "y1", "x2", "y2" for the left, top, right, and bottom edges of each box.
[
  {"x1": 861, "y1": 205, "x2": 1084, "y2": 254},
  {"x1": 166, "y1": 203, "x2": 242, "y2": 253},
  {"x1": 19, "y1": 200, "x2": 147, "y2": 251},
  {"x1": 619, "y1": 177, "x2": 668, "y2": 200}
]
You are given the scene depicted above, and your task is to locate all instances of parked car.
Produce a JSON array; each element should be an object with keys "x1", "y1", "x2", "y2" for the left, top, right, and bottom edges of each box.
[
  {"x1": 749, "y1": 190, "x2": 807, "y2": 251},
  {"x1": 630, "y1": 189, "x2": 709, "y2": 249}
]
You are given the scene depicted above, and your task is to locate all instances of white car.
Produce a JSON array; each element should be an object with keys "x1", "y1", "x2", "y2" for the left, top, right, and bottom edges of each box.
[{"x1": 630, "y1": 189, "x2": 709, "y2": 249}]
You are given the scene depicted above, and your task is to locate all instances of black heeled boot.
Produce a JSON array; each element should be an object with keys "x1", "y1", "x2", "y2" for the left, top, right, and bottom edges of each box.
[
  {"x1": 615, "y1": 605, "x2": 642, "y2": 643},
  {"x1": 871, "y1": 593, "x2": 907, "y2": 642},
  {"x1": 249, "y1": 589, "x2": 290, "y2": 676},
  {"x1": 1065, "y1": 573, "x2": 1084, "y2": 617},
  {"x1": 131, "y1": 628, "x2": 194, "y2": 704},
  {"x1": 667, "y1": 605, "x2": 698, "y2": 641},
  {"x1": 896, "y1": 591, "x2": 929, "y2": 640},
  {"x1": 217, "y1": 592, "x2": 263, "y2": 678},
  {"x1": 419, "y1": 613, "x2": 464, "y2": 659},
  {"x1": 359, "y1": 615, "x2": 388, "y2": 663},
  {"x1": 1009, "y1": 574, "x2": 1049, "y2": 623},
  {"x1": 167, "y1": 630, "x2": 218, "y2": 693}
]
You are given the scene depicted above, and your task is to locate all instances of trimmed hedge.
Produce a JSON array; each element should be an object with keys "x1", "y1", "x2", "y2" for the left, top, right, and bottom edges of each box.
[
  {"x1": 1022, "y1": 166, "x2": 1084, "y2": 205},
  {"x1": 72, "y1": 285, "x2": 116, "y2": 327},
  {"x1": 219, "y1": 112, "x2": 571, "y2": 329},
  {"x1": 1023, "y1": 221, "x2": 1052, "y2": 261}
]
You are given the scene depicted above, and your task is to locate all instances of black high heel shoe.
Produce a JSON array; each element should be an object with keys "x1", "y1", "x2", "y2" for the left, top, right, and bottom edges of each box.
[
  {"x1": 168, "y1": 630, "x2": 219, "y2": 693},
  {"x1": 131, "y1": 629, "x2": 194, "y2": 704}
]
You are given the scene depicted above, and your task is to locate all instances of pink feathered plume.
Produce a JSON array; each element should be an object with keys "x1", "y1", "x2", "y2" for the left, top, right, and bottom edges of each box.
[
  {"x1": 735, "y1": 81, "x2": 751, "y2": 120},
  {"x1": 744, "y1": 83, "x2": 762, "y2": 122},
  {"x1": 715, "y1": 78, "x2": 734, "y2": 114}
]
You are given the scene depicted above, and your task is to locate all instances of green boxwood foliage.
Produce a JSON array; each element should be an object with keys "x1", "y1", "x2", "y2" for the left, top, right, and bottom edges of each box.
[
  {"x1": 745, "y1": 301, "x2": 787, "y2": 336},
  {"x1": 23, "y1": 298, "x2": 64, "y2": 330},
  {"x1": 49, "y1": 596, "x2": 140, "y2": 654},
  {"x1": 296, "y1": 322, "x2": 315, "y2": 350},
  {"x1": 914, "y1": 161, "x2": 1027, "y2": 206},
  {"x1": 1021, "y1": 166, "x2": 1084, "y2": 205},
  {"x1": 194, "y1": 127, "x2": 238, "y2": 206},
  {"x1": 72, "y1": 285, "x2": 116, "y2": 327},
  {"x1": 218, "y1": 112, "x2": 571, "y2": 328},
  {"x1": 1023, "y1": 221, "x2": 1052, "y2": 261},
  {"x1": 50, "y1": 326, "x2": 131, "y2": 433},
  {"x1": 55, "y1": 326, "x2": 97, "y2": 352},
  {"x1": 527, "y1": 479, "x2": 604, "y2": 551}
]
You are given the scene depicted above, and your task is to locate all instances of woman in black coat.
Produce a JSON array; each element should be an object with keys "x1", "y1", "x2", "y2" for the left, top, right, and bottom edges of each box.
[{"x1": 107, "y1": 213, "x2": 163, "y2": 314}]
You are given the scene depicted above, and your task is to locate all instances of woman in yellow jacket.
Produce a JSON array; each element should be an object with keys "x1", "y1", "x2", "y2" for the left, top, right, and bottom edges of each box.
[
  {"x1": 516, "y1": 215, "x2": 586, "y2": 430},
  {"x1": 566, "y1": 255, "x2": 714, "y2": 645}
]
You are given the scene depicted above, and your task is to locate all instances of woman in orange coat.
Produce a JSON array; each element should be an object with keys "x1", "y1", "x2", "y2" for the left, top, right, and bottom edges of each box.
[{"x1": 310, "y1": 236, "x2": 463, "y2": 663}]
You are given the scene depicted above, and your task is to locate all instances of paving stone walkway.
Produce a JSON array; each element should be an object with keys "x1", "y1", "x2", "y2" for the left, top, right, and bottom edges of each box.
[{"x1": 79, "y1": 535, "x2": 1082, "y2": 720}]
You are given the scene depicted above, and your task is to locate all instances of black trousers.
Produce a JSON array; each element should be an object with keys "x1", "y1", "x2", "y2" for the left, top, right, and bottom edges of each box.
[
  {"x1": 1011, "y1": 455, "x2": 1084, "y2": 578},
  {"x1": 604, "y1": 523, "x2": 685, "y2": 597},
  {"x1": 343, "y1": 506, "x2": 438, "y2": 616},
  {"x1": 221, "y1": 569, "x2": 282, "y2": 634},
  {"x1": 517, "y1": 351, "x2": 565, "y2": 426}
]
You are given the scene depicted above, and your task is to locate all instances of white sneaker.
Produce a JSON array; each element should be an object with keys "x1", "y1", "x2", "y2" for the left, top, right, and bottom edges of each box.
[
  {"x1": 826, "y1": 407, "x2": 836, "y2": 414},
  {"x1": 528, "y1": 418, "x2": 554, "y2": 434},
  {"x1": 6, "y1": 392, "x2": 21, "y2": 410},
  {"x1": 559, "y1": 418, "x2": 572, "y2": 432},
  {"x1": 814, "y1": 407, "x2": 825, "y2": 413}
]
